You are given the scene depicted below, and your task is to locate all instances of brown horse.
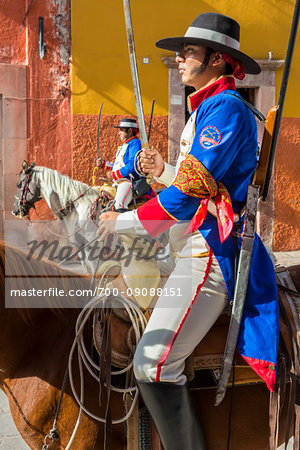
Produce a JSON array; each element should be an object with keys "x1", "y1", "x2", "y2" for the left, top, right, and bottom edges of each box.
[
  {"x1": 1, "y1": 241, "x2": 298, "y2": 449},
  {"x1": 0, "y1": 242, "x2": 127, "y2": 449}
]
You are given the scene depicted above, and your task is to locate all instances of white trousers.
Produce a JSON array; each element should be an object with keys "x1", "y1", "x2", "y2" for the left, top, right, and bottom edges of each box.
[
  {"x1": 133, "y1": 254, "x2": 228, "y2": 385},
  {"x1": 113, "y1": 180, "x2": 133, "y2": 210}
]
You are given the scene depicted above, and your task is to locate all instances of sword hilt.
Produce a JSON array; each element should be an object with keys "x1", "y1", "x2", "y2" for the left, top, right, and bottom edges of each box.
[
  {"x1": 134, "y1": 149, "x2": 155, "y2": 184},
  {"x1": 92, "y1": 167, "x2": 99, "y2": 187},
  {"x1": 146, "y1": 173, "x2": 154, "y2": 185}
]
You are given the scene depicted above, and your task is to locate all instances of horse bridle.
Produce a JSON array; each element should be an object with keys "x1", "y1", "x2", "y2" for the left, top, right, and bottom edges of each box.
[{"x1": 16, "y1": 163, "x2": 41, "y2": 217}]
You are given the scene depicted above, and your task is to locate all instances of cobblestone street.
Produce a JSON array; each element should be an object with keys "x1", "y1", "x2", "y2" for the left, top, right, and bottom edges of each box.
[{"x1": 0, "y1": 390, "x2": 28, "y2": 449}]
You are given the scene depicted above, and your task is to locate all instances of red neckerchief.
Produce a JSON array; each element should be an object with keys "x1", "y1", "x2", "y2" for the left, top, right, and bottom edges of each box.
[
  {"x1": 124, "y1": 136, "x2": 138, "y2": 144},
  {"x1": 188, "y1": 75, "x2": 236, "y2": 113}
]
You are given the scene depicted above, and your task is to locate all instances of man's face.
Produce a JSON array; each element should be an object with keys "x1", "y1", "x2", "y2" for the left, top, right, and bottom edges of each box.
[
  {"x1": 118, "y1": 127, "x2": 129, "y2": 143},
  {"x1": 176, "y1": 44, "x2": 212, "y2": 90}
]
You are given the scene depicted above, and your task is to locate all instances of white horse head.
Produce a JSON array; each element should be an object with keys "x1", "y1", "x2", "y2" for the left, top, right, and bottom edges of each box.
[{"x1": 13, "y1": 162, "x2": 103, "y2": 274}]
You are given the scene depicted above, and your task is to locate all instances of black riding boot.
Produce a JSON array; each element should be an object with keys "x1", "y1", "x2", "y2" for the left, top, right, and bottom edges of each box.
[{"x1": 137, "y1": 382, "x2": 207, "y2": 450}]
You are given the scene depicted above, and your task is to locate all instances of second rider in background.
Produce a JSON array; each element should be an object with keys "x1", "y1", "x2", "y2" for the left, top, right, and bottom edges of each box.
[{"x1": 96, "y1": 117, "x2": 154, "y2": 212}]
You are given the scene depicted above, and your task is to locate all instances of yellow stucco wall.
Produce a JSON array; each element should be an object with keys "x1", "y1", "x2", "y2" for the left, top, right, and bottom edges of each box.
[
  {"x1": 71, "y1": 1, "x2": 300, "y2": 252},
  {"x1": 71, "y1": 0, "x2": 300, "y2": 117}
]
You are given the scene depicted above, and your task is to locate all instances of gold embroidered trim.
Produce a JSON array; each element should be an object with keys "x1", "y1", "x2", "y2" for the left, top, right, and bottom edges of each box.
[{"x1": 173, "y1": 155, "x2": 217, "y2": 198}]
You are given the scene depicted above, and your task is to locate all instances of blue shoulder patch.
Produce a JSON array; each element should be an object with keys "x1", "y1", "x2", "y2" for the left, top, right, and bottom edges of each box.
[{"x1": 199, "y1": 126, "x2": 221, "y2": 149}]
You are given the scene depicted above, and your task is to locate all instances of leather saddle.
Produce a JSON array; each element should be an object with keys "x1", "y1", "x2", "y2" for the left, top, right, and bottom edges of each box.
[
  {"x1": 96, "y1": 180, "x2": 151, "y2": 213},
  {"x1": 93, "y1": 260, "x2": 300, "y2": 390}
]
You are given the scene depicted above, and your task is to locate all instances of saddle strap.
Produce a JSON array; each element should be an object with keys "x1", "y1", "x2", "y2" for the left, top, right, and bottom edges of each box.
[
  {"x1": 276, "y1": 267, "x2": 300, "y2": 450},
  {"x1": 269, "y1": 354, "x2": 286, "y2": 450},
  {"x1": 224, "y1": 92, "x2": 266, "y2": 122},
  {"x1": 285, "y1": 373, "x2": 300, "y2": 450},
  {"x1": 295, "y1": 388, "x2": 300, "y2": 450}
]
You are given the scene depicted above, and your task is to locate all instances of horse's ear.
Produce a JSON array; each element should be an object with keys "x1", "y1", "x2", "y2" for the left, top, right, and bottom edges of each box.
[
  {"x1": 22, "y1": 161, "x2": 28, "y2": 173},
  {"x1": 30, "y1": 162, "x2": 36, "y2": 169}
]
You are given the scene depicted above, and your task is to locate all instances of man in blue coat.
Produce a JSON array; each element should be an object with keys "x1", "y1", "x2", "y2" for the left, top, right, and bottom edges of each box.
[
  {"x1": 98, "y1": 13, "x2": 279, "y2": 449},
  {"x1": 97, "y1": 118, "x2": 152, "y2": 211}
]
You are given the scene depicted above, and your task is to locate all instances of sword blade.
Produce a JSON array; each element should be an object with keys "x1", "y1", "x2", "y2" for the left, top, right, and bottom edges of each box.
[
  {"x1": 215, "y1": 184, "x2": 260, "y2": 406},
  {"x1": 123, "y1": 0, "x2": 148, "y2": 148},
  {"x1": 96, "y1": 102, "x2": 104, "y2": 158},
  {"x1": 148, "y1": 98, "x2": 155, "y2": 142}
]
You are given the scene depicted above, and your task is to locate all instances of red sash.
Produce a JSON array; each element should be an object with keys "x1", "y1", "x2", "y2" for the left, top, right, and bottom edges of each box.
[{"x1": 173, "y1": 155, "x2": 234, "y2": 243}]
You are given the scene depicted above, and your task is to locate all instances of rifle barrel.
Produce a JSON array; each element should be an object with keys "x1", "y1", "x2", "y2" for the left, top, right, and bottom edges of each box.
[{"x1": 262, "y1": 0, "x2": 300, "y2": 200}]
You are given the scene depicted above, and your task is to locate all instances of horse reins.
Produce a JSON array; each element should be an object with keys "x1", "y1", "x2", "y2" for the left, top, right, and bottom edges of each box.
[
  {"x1": 32, "y1": 205, "x2": 97, "y2": 240},
  {"x1": 42, "y1": 367, "x2": 69, "y2": 449},
  {"x1": 55, "y1": 185, "x2": 96, "y2": 214},
  {"x1": 17, "y1": 167, "x2": 104, "y2": 239}
]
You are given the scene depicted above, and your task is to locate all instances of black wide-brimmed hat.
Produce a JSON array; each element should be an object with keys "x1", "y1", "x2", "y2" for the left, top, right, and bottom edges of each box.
[
  {"x1": 155, "y1": 12, "x2": 260, "y2": 74},
  {"x1": 114, "y1": 118, "x2": 139, "y2": 129}
]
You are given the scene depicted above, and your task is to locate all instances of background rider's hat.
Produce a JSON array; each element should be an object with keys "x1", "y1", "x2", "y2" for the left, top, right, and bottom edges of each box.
[
  {"x1": 114, "y1": 118, "x2": 139, "y2": 129},
  {"x1": 155, "y1": 12, "x2": 261, "y2": 74}
]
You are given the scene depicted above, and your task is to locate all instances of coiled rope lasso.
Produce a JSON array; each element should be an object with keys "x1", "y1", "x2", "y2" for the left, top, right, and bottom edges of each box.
[{"x1": 68, "y1": 290, "x2": 148, "y2": 425}]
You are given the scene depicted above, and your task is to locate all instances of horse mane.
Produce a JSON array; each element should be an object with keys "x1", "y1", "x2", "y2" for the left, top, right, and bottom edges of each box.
[
  {"x1": 35, "y1": 166, "x2": 99, "y2": 203},
  {"x1": 1, "y1": 241, "x2": 92, "y2": 318}
]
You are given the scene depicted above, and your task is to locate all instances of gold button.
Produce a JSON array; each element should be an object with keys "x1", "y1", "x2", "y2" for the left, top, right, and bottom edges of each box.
[{"x1": 269, "y1": 364, "x2": 276, "y2": 371}]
